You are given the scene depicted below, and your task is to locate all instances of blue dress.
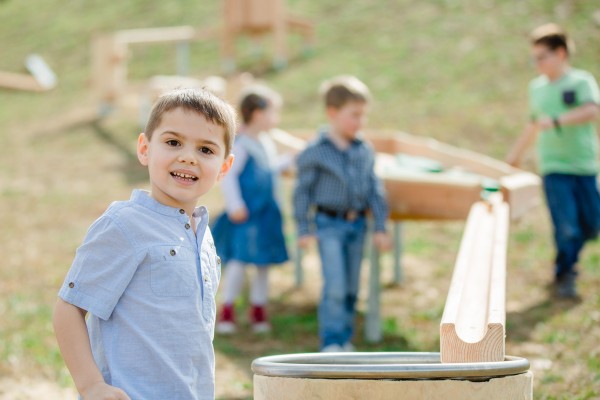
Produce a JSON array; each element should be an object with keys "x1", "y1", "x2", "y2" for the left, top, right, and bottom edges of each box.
[{"x1": 212, "y1": 140, "x2": 288, "y2": 267}]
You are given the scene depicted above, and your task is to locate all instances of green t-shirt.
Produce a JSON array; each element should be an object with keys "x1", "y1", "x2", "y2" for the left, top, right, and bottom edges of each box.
[{"x1": 529, "y1": 68, "x2": 600, "y2": 176}]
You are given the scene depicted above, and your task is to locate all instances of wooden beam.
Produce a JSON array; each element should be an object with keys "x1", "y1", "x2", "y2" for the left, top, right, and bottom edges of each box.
[
  {"x1": 0, "y1": 54, "x2": 56, "y2": 92},
  {"x1": 114, "y1": 26, "x2": 214, "y2": 45},
  {"x1": 440, "y1": 195, "x2": 509, "y2": 363},
  {"x1": 0, "y1": 71, "x2": 47, "y2": 92}
]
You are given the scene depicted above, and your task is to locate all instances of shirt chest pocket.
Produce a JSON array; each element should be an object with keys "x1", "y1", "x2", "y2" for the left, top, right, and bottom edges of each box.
[{"x1": 149, "y1": 245, "x2": 197, "y2": 297}]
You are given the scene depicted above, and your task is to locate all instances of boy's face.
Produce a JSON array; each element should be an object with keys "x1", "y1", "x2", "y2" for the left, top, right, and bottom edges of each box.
[
  {"x1": 327, "y1": 101, "x2": 368, "y2": 141},
  {"x1": 531, "y1": 44, "x2": 567, "y2": 76},
  {"x1": 254, "y1": 102, "x2": 281, "y2": 131},
  {"x1": 137, "y1": 107, "x2": 233, "y2": 214}
]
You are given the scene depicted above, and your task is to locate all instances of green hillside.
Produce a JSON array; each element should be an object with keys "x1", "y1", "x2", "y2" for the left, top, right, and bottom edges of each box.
[{"x1": 1, "y1": 1, "x2": 599, "y2": 399}]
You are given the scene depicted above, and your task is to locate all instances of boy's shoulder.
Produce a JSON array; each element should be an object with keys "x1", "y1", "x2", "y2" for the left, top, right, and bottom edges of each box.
[
  {"x1": 568, "y1": 68, "x2": 596, "y2": 81},
  {"x1": 530, "y1": 69, "x2": 597, "y2": 91},
  {"x1": 103, "y1": 198, "x2": 138, "y2": 219},
  {"x1": 529, "y1": 75, "x2": 549, "y2": 91},
  {"x1": 298, "y1": 133, "x2": 329, "y2": 158}
]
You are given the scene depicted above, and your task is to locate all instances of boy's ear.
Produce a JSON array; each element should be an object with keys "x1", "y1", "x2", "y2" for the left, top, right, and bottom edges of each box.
[
  {"x1": 325, "y1": 106, "x2": 338, "y2": 121},
  {"x1": 557, "y1": 47, "x2": 569, "y2": 60},
  {"x1": 217, "y1": 154, "x2": 235, "y2": 182},
  {"x1": 137, "y1": 133, "x2": 149, "y2": 166}
]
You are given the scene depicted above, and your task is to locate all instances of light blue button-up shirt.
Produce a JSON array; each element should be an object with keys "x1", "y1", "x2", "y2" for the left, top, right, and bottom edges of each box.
[{"x1": 59, "y1": 190, "x2": 220, "y2": 400}]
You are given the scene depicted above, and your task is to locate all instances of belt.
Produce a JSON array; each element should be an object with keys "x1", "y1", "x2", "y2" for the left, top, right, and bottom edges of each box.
[{"x1": 316, "y1": 206, "x2": 366, "y2": 221}]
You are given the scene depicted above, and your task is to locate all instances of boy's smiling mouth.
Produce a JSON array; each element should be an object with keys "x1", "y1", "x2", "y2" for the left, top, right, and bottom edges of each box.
[{"x1": 171, "y1": 171, "x2": 199, "y2": 182}]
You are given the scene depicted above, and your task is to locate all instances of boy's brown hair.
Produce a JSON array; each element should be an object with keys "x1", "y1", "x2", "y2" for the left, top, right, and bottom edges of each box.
[
  {"x1": 320, "y1": 75, "x2": 371, "y2": 109},
  {"x1": 239, "y1": 85, "x2": 282, "y2": 124},
  {"x1": 530, "y1": 23, "x2": 575, "y2": 56},
  {"x1": 145, "y1": 88, "x2": 237, "y2": 155}
]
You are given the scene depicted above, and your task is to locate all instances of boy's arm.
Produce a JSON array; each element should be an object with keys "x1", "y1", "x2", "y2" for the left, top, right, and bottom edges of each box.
[
  {"x1": 536, "y1": 103, "x2": 599, "y2": 130},
  {"x1": 293, "y1": 151, "x2": 316, "y2": 238},
  {"x1": 368, "y1": 164, "x2": 392, "y2": 251},
  {"x1": 506, "y1": 122, "x2": 538, "y2": 168},
  {"x1": 368, "y1": 157, "x2": 389, "y2": 233},
  {"x1": 53, "y1": 299, "x2": 130, "y2": 400}
]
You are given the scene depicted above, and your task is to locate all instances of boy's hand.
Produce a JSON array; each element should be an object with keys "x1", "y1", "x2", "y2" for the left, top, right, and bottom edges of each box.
[
  {"x1": 536, "y1": 117, "x2": 554, "y2": 131},
  {"x1": 373, "y1": 231, "x2": 392, "y2": 252},
  {"x1": 228, "y1": 207, "x2": 248, "y2": 223},
  {"x1": 297, "y1": 235, "x2": 315, "y2": 249},
  {"x1": 82, "y1": 381, "x2": 130, "y2": 400},
  {"x1": 505, "y1": 153, "x2": 520, "y2": 168}
]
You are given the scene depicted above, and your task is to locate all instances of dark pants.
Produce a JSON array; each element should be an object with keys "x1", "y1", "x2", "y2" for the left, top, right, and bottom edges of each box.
[{"x1": 543, "y1": 173, "x2": 600, "y2": 279}]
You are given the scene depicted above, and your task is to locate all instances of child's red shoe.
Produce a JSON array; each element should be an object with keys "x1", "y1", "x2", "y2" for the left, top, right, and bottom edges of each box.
[
  {"x1": 216, "y1": 304, "x2": 236, "y2": 334},
  {"x1": 250, "y1": 305, "x2": 271, "y2": 334}
]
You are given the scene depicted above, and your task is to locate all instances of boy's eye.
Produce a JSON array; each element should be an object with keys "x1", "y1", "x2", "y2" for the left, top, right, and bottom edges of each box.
[
  {"x1": 166, "y1": 139, "x2": 180, "y2": 147},
  {"x1": 200, "y1": 146, "x2": 214, "y2": 155}
]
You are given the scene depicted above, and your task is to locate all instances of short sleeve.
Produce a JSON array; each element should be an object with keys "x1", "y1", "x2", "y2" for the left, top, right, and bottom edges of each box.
[
  {"x1": 58, "y1": 216, "x2": 144, "y2": 320},
  {"x1": 577, "y1": 73, "x2": 600, "y2": 105},
  {"x1": 528, "y1": 82, "x2": 539, "y2": 121}
]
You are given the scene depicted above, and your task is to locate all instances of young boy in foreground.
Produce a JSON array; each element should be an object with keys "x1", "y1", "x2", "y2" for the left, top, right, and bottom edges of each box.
[{"x1": 53, "y1": 88, "x2": 236, "y2": 399}]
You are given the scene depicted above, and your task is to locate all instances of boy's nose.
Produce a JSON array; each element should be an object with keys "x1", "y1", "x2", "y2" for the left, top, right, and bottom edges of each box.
[{"x1": 178, "y1": 149, "x2": 198, "y2": 165}]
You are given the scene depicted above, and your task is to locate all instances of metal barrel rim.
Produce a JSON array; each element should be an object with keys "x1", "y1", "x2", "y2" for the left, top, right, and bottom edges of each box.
[{"x1": 251, "y1": 352, "x2": 530, "y2": 380}]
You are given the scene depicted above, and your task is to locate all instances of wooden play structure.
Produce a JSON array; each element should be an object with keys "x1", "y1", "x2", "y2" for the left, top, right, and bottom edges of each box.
[
  {"x1": 370, "y1": 133, "x2": 540, "y2": 221},
  {"x1": 0, "y1": 54, "x2": 56, "y2": 92},
  {"x1": 440, "y1": 194, "x2": 508, "y2": 363},
  {"x1": 88, "y1": 0, "x2": 314, "y2": 115},
  {"x1": 222, "y1": 0, "x2": 315, "y2": 71},
  {"x1": 90, "y1": 26, "x2": 216, "y2": 110}
]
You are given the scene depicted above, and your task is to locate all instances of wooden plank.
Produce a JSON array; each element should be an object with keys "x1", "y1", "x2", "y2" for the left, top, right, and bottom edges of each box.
[
  {"x1": 0, "y1": 71, "x2": 46, "y2": 92},
  {"x1": 114, "y1": 26, "x2": 211, "y2": 44},
  {"x1": 90, "y1": 34, "x2": 127, "y2": 104},
  {"x1": 440, "y1": 195, "x2": 509, "y2": 363}
]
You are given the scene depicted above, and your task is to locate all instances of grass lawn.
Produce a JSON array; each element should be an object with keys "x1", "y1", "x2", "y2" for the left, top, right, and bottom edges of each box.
[{"x1": 1, "y1": 1, "x2": 599, "y2": 399}]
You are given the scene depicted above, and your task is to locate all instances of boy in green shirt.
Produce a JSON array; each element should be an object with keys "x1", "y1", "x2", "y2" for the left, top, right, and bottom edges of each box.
[{"x1": 507, "y1": 23, "x2": 600, "y2": 298}]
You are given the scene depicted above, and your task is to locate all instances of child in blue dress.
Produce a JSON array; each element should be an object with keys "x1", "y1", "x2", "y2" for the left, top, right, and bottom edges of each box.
[{"x1": 213, "y1": 85, "x2": 291, "y2": 334}]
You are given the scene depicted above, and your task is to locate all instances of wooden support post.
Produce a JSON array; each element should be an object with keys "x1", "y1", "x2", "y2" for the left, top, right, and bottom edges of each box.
[
  {"x1": 393, "y1": 222, "x2": 403, "y2": 284},
  {"x1": 91, "y1": 34, "x2": 127, "y2": 108},
  {"x1": 294, "y1": 242, "x2": 303, "y2": 288},
  {"x1": 440, "y1": 195, "x2": 509, "y2": 363},
  {"x1": 365, "y1": 224, "x2": 382, "y2": 343}
]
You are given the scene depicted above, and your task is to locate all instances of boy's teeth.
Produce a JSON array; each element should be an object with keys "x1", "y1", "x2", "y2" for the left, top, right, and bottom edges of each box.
[{"x1": 173, "y1": 172, "x2": 195, "y2": 179}]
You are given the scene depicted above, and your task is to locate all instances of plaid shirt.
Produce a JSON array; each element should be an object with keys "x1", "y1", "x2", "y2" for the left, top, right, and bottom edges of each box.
[{"x1": 293, "y1": 129, "x2": 389, "y2": 235}]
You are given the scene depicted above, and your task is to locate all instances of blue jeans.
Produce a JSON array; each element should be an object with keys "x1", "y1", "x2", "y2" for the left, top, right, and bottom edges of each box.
[
  {"x1": 315, "y1": 212, "x2": 367, "y2": 348},
  {"x1": 543, "y1": 174, "x2": 600, "y2": 279}
]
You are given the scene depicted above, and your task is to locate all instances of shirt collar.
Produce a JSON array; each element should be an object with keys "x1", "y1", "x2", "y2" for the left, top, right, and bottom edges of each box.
[
  {"x1": 317, "y1": 126, "x2": 364, "y2": 148},
  {"x1": 131, "y1": 189, "x2": 207, "y2": 221}
]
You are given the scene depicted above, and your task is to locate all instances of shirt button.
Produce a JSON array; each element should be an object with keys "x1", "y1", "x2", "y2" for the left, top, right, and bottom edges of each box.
[
  {"x1": 185, "y1": 223, "x2": 191, "y2": 229},
  {"x1": 68, "y1": 282, "x2": 75, "y2": 288},
  {"x1": 179, "y1": 209, "x2": 185, "y2": 214},
  {"x1": 216, "y1": 256, "x2": 221, "y2": 265},
  {"x1": 170, "y1": 249, "x2": 176, "y2": 256}
]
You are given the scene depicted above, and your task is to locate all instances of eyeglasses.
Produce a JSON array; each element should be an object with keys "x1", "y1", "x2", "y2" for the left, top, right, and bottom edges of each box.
[{"x1": 531, "y1": 51, "x2": 555, "y2": 63}]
